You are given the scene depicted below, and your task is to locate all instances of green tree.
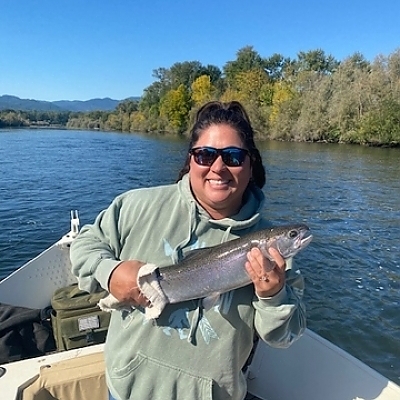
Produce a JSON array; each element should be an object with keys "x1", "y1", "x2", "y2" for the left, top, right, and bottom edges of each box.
[
  {"x1": 294, "y1": 74, "x2": 333, "y2": 141},
  {"x1": 264, "y1": 53, "x2": 291, "y2": 81},
  {"x1": 117, "y1": 99, "x2": 138, "y2": 114},
  {"x1": 296, "y1": 49, "x2": 339, "y2": 74},
  {"x1": 202, "y1": 64, "x2": 224, "y2": 93},
  {"x1": 387, "y1": 48, "x2": 400, "y2": 84},
  {"x1": 327, "y1": 53, "x2": 371, "y2": 140},
  {"x1": 153, "y1": 61, "x2": 205, "y2": 90},
  {"x1": 140, "y1": 81, "x2": 164, "y2": 113},
  {"x1": 223, "y1": 46, "x2": 266, "y2": 86},
  {"x1": 358, "y1": 99, "x2": 400, "y2": 145},
  {"x1": 0, "y1": 111, "x2": 21, "y2": 126}
]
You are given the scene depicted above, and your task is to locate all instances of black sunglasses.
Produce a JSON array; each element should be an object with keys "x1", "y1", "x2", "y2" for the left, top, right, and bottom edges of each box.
[{"x1": 189, "y1": 146, "x2": 249, "y2": 167}]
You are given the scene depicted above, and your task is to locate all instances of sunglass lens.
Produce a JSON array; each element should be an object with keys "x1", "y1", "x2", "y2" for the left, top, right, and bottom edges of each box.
[
  {"x1": 222, "y1": 149, "x2": 246, "y2": 166},
  {"x1": 195, "y1": 148, "x2": 218, "y2": 166}
]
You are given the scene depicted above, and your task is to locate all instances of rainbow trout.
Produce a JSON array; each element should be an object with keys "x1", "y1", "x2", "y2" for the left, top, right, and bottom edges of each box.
[{"x1": 137, "y1": 224, "x2": 312, "y2": 318}]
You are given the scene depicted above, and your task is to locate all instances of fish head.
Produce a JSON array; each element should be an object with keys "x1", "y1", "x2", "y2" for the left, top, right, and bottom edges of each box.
[{"x1": 259, "y1": 224, "x2": 313, "y2": 260}]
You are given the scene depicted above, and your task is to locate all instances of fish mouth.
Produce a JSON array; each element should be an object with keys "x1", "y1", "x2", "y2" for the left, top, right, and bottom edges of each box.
[{"x1": 300, "y1": 232, "x2": 313, "y2": 247}]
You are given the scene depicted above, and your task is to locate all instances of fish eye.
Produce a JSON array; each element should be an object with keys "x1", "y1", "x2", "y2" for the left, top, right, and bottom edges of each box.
[{"x1": 288, "y1": 229, "x2": 299, "y2": 239}]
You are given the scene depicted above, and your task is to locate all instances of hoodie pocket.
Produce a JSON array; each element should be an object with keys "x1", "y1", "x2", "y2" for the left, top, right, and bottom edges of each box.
[{"x1": 109, "y1": 352, "x2": 213, "y2": 400}]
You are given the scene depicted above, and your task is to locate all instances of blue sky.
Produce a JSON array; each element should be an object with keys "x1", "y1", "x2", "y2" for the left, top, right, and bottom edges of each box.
[{"x1": 1, "y1": 0, "x2": 399, "y2": 101}]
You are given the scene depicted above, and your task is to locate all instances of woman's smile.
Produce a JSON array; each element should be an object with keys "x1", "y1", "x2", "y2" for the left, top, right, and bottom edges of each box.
[{"x1": 207, "y1": 178, "x2": 230, "y2": 187}]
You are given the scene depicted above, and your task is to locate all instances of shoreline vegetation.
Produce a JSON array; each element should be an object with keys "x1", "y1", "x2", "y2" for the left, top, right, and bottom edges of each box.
[{"x1": 1, "y1": 47, "x2": 400, "y2": 147}]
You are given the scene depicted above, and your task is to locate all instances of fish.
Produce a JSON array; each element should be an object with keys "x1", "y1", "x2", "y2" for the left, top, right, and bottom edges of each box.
[{"x1": 137, "y1": 224, "x2": 312, "y2": 318}]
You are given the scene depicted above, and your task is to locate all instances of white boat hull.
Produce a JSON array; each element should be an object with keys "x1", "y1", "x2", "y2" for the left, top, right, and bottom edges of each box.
[{"x1": 247, "y1": 329, "x2": 400, "y2": 400}]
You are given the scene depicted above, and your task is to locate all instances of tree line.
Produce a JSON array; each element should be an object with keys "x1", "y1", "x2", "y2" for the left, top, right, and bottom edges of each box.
[
  {"x1": 2, "y1": 46, "x2": 400, "y2": 146},
  {"x1": 0, "y1": 110, "x2": 72, "y2": 127}
]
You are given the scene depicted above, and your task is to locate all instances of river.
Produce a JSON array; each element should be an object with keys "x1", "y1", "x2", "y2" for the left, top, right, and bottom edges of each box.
[{"x1": 0, "y1": 128, "x2": 399, "y2": 384}]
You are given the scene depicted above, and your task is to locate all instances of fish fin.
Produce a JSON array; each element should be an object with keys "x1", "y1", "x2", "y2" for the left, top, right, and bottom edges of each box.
[
  {"x1": 202, "y1": 293, "x2": 221, "y2": 311},
  {"x1": 260, "y1": 238, "x2": 277, "y2": 261}
]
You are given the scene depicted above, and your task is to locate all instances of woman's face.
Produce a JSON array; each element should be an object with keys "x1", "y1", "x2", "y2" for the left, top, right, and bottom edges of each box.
[{"x1": 189, "y1": 123, "x2": 252, "y2": 219}]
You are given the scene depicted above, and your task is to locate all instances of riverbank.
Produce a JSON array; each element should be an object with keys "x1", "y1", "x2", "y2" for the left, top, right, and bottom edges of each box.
[{"x1": 3, "y1": 125, "x2": 400, "y2": 148}]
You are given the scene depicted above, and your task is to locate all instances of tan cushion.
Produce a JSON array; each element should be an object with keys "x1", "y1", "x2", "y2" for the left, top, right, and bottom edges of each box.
[{"x1": 19, "y1": 352, "x2": 107, "y2": 400}]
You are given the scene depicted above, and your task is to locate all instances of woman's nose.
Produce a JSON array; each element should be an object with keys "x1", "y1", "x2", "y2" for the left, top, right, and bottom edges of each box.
[{"x1": 210, "y1": 155, "x2": 228, "y2": 171}]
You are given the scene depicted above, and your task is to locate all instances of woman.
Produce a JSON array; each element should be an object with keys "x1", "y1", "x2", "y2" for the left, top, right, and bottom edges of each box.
[{"x1": 70, "y1": 101, "x2": 306, "y2": 400}]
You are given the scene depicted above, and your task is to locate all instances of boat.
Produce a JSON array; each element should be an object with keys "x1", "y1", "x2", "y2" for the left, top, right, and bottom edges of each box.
[{"x1": 1, "y1": 212, "x2": 400, "y2": 400}]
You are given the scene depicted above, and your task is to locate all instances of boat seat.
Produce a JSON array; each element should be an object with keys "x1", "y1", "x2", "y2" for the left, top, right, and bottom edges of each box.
[{"x1": 17, "y1": 351, "x2": 106, "y2": 400}]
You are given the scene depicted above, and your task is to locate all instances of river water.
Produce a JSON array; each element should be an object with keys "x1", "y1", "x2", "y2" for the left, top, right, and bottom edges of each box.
[{"x1": 0, "y1": 129, "x2": 399, "y2": 384}]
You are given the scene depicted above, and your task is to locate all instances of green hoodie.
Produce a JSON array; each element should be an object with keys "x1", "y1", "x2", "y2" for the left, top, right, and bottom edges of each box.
[{"x1": 70, "y1": 174, "x2": 306, "y2": 400}]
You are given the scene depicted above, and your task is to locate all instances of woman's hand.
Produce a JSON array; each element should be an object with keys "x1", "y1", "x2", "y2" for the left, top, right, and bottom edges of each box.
[
  {"x1": 245, "y1": 247, "x2": 286, "y2": 298},
  {"x1": 108, "y1": 260, "x2": 150, "y2": 307}
]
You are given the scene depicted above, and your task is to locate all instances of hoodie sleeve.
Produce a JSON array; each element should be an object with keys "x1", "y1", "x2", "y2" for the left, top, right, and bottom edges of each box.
[
  {"x1": 252, "y1": 258, "x2": 306, "y2": 348},
  {"x1": 70, "y1": 196, "x2": 124, "y2": 293}
]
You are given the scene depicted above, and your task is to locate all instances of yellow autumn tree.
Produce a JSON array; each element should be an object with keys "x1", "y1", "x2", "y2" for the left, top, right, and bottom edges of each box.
[
  {"x1": 160, "y1": 84, "x2": 191, "y2": 133},
  {"x1": 232, "y1": 69, "x2": 269, "y2": 106},
  {"x1": 220, "y1": 69, "x2": 272, "y2": 136},
  {"x1": 129, "y1": 111, "x2": 147, "y2": 131},
  {"x1": 191, "y1": 75, "x2": 216, "y2": 105},
  {"x1": 270, "y1": 81, "x2": 295, "y2": 122}
]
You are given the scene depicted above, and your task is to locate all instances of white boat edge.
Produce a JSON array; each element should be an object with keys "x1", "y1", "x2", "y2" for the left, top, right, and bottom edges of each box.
[{"x1": 0, "y1": 215, "x2": 399, "y2": 400}]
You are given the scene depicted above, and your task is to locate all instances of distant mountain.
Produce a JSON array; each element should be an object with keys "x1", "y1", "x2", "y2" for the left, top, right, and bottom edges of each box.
[
  {"x1": 52, "y1": 98, "x2": 120, "y2": 112},
  {"x1": 0, "y1": 95, "x2": 140, "y2": 112},
  {"x1": 0, "y1": 95, "x2": 63, "y2": 111}
]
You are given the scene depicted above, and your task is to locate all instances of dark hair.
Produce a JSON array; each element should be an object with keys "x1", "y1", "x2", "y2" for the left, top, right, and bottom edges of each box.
[{"x1": 176, "y1": 101, "x2": 266, "y2": 188}]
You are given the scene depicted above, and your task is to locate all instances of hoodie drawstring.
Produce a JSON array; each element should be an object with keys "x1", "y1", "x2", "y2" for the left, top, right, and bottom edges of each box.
[
  {"x1": 187, "y1": 299, "x2": 203, "y2": 344},
  {"x1": 221, "y1": 226, "x2": 232, "y2": 243},
  {"x1": 170, "y1": 201, "x2": 197, "y2": 264}
]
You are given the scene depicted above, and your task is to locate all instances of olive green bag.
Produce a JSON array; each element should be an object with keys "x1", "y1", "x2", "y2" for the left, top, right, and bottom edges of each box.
[{"x1": 50, "y1": 284, "x2": 111, "y2": 351}]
